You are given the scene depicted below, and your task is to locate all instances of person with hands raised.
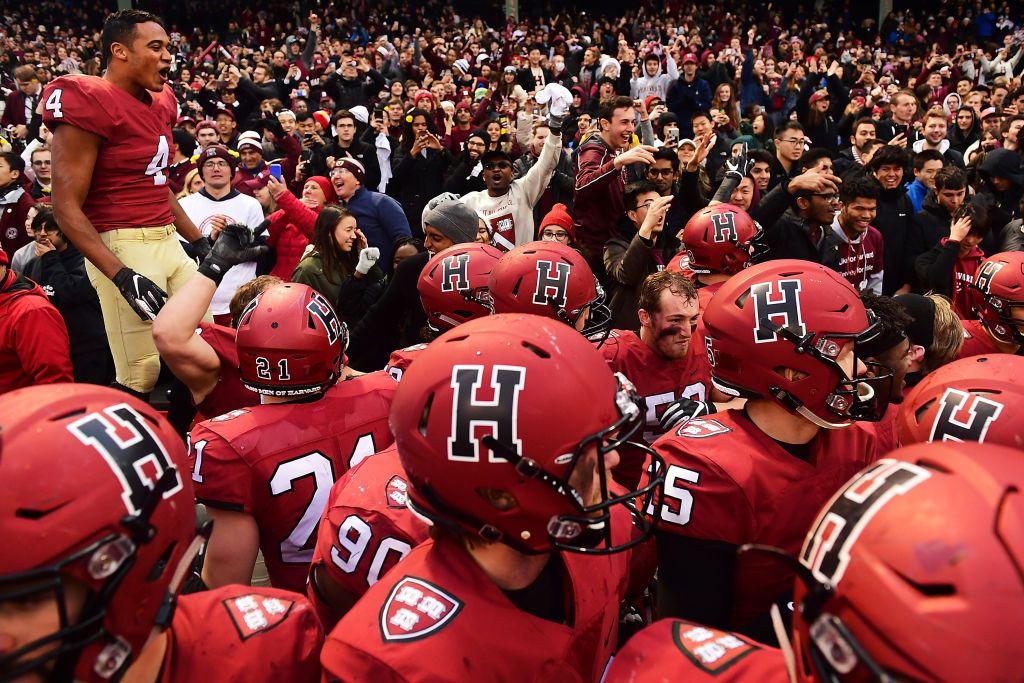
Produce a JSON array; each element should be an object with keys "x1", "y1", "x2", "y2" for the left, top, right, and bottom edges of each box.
[{"x1": 916, "y1": 210, "x2": 988, "y2": 319}]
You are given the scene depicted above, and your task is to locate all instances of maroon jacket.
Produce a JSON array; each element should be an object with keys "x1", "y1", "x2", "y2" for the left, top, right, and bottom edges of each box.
[
  {"x1": 0, "y1": 269, "x2": 73, "y2": 394},
  {"x1": 0, "y1": 186, "x2": 35, "y2": 257},
  {"x1": 573, "y1": 135, "x2": 629, "y2": 256}
]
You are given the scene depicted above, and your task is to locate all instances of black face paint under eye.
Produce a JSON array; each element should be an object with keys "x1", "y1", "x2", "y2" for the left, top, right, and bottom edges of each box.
[{"x1": 657, "y1": 325, "x2": 687, "y2": 339}]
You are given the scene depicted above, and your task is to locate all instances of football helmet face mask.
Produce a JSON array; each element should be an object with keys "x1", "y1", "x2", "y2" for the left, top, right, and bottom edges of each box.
[
  {"x1": 787, "y1": 443, "x2": 1024, "y2": 683},
  {"x1": 235, "y1": 283, "x2": 347, "y2": 396},
  {"x1": 682, "y1": 203, "x2": 766, "y2": 275},
  {"x1": 897, "y1": 354, "x2": 1024, "y2": 448},
  {"x1": 488, "y1": 241, "x2": 611, "y2": 342},
  {"x1": 389, "y1": 314, "x2": 665, "y2": 555},
  {"x1": 703, "y1": 260, "x2": 893, "y2": 428},
  {"x1": 971, "y1": 251, "x2": 1024, "y2": 345},
  {"x1": 417, "y1": 243, "x2": 502, "y2": 333},
  {"x1": 0, "y1": 385, "x2": 201, "y2": 683}
]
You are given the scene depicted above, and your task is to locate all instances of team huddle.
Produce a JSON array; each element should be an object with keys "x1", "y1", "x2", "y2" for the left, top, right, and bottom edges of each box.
[{"x1": 2, "y1": 7, "x2": 1024, "y2": 683}]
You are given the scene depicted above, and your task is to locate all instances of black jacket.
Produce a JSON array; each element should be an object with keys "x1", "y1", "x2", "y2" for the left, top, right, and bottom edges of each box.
[
  {"x1": 311, "y1": 139, "x2": 382, "y2": 193},
  {"x1": 37, "y1": 245, "x2": 110, "y2": 360},
  {"x1": 391, "y1": 146, "x2": 452, "y2": 233},
  {"x1": 322, "y1": 70, "x2": 387, "y2": 111},
  {"x1": 442, "y1": 152, "x2": 487, "y2": 196},
  {"x1": 757, "y1": 208, "x2": 839, "y2": 265},
  {"x1": 874, "y1": 186, "x2": 916, "y2": 294},
  {"x1": 347, "y1": 250, "x2": 430, "y2": 371}
]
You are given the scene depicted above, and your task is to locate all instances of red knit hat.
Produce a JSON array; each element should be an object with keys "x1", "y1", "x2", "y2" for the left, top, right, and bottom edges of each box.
[
  {"x1": 538, "y1": 203, "x2": 575, "y2": 240},
  {"x1": 305, "y1": 175, "x2": 338, "y2": 205}
]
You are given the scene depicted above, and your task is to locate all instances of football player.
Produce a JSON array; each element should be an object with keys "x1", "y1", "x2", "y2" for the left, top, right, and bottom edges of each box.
[
  {"x1": 679, "y1": 203, "x2": 764, "y2": 313},
  {"x1": 188, "y1": 283, "x2": 397, "y2": 593},
  {"x1": 897, "y1": 353, "x2": 1024, "y2": 448},
  {"x1": 856, "y1": 292, "x2": 915, "y2": 454},
  {"x1": 385, "y1": 241, "x2": 502, "y2": 382},
  {"x1": 600, "y1": 271, "x2": 716, "y2": 488},
  {"x1": 488, "y1": 240, "x2": 611, "y2": 340},
  {"x1": 962, "y1": 251, "x2": 1024, "y2": 358},
  {"x1": 0, "y1": 384, "x2": 322, "y2": 683},
  {"x1": 319, "y1": 314, "x2": 666, "y2": 681},
  {"x1": 44, "y1": 10, "x2": 214, "y2": 400},
  {"x1": 644, "y1": 260, "x2": 890, "y2": 638},
  {"x1": 152, "y1": 224, "x2": 273, "y2": 424},
  {"x1": 606, "y1": 441, "x2": 1024, "y2": 681}
]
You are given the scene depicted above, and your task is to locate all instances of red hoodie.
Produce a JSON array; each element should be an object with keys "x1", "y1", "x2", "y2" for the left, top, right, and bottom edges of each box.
[{"x1": 0, "y1": 269, "x2": 73, "y2": 394}]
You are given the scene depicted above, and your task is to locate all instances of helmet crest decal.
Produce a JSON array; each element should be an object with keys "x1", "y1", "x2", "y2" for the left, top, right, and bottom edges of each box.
[
  {"x1": 752, "y1": 279, "x2": 806, "y2": 344},
  {"x1": 440, "y1": 253, "x2": 471, "y2": 292},
  {"x1": 929, "y1": 388, "x2": 1004, "y2": 443},
  {"x1": 532, "y1": 260, "x2": 570, "y2": 308}
]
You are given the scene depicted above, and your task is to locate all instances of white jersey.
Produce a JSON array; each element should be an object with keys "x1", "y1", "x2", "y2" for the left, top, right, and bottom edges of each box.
[
  {"x1": 179, "y1": 189, "x2": 265, "y2": 315},
  {"x1": 461, "y1": 131, "x2": 562, "y2": 251}
]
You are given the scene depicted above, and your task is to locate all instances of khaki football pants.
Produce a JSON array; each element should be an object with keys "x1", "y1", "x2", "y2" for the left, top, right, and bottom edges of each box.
[{"x1": 85, "y1": 226, "x2": 210, "y2": 394}]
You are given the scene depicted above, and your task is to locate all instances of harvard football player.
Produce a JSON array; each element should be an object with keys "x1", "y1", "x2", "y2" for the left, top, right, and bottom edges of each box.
[
  {"x1": 187, "y1": 284, "x2": 397, "y2": 594},
  {"x1": 680, "y1": 203, "x2": 764, "y2": 313},
  {"x1": 320, "y1": 315, "x2": 666, "y2": 681},
  {"x1": 608, "y1": 441, "x2": 1024, "y2": 682},
  {"x1": 44, "y1": 10, "x2": 214, "y2": 400},
  {"x1": 897, "y1": 353, "x2": 1024, "y2": 448},
  {"x1": 384, "y1": 242, "x2": 502, "y2": 382},
  {"x1": 0, "y1": 385, "x2": 322, "y2": 683},
  {"x1": 600, "y1": 271, "x2": 717, "y2": 488},
  {"x1": 488, "y1": 240, "x2": 611, "y2": 340},
  {"x1": 962, "y1": 251, "x2": 1024, "y2": 358},
  {"x1": 643, "y1": 260, "x2": 891, "y2": 638}
]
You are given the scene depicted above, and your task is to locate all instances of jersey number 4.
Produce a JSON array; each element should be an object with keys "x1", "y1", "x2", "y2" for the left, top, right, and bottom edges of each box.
[
  {"x1": 45, "y1": 88, "x2": 169, "y2": 186},
  {"x1": 268, "y1": 435, "x2": 380, "y2": 564}
]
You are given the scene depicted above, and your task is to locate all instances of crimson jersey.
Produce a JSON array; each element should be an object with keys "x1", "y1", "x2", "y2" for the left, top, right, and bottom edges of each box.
[
  {"x1": 308, "y1": 446, "x2": 430, "y2": 626},
  {"x1": 604, "y1": 619, "x2": 789, "y2": 683},
  {"x1": 644, "y1": 410, "x2": 877, "y2": 628},
  {"x1": 188, "y1": 372, "x2": 398, "y2": 592},
  {"x1": 384, "y1": 343, "x2": 429, "y2": 382},
  {"x1": 321, "y1": 511, "x2": 634, "y2": 682},
  {"x1": 41, "y1": 75, "x2": 177, "y2": 231},
  {"x1": 959, "y1": 318, "x2": 1002, "y2": 359},
  {"x1": 601, "y1": 329, "x2": 711, "y2": 487},
  {"x1": 696, "y1": 281, "x2": 724, "y2": 315},
  {"x1": 193, "y1": 323, "x2": 258, "y2": 424},
  {"x1": 162, "y1": 585, "x2": 322, "y2": 682}
]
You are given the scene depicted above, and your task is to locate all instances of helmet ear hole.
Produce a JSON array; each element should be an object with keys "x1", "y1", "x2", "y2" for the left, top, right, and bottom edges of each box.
[
  {"x1": 417, "y1": 394, "x2": 434, "y2": 437},
  {"x1": 477, "y1": 488, "x2": 517, "y2": 511}
]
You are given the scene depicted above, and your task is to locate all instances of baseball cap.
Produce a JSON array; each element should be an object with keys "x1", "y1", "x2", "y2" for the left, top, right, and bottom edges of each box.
[
  {"x1": 981, "y1": 106, "x2": 1000, "y2": 120},
  {"x1": 176, "y1": 116, "x2": 196, "y2": 127},
  {"x1": 243, "y1": 169, "x2": 272, "y2": 193},
  {"x1": 480, "y1": 148, "x2": 513, "y2": 165},
  {"x1": 214, "y1": 108, "x2": 235, "y2": 120},
  {"x1": 681, "y1": 53, "x2": 698, "y2": 65},
  {"x1": 809, "y1": 89, "x2": 830, "y2": 104}
]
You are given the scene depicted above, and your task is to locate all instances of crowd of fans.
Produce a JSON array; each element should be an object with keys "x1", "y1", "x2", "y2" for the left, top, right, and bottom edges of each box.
[{"x1": 1, "y1": 1, "x2": 1024, "y2": 681}]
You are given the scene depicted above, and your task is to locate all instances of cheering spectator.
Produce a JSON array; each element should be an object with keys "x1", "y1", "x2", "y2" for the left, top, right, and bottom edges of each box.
[
  {"x1": 2, "y1": 65, "x2": 43, "y2": 141},
  {"x1": 666, "y1": 53, "x2": 711, "y2": 138},
  {"x1": 392, "y1": 109, "x2": 452, "y2": 234},
  {"x1": 0, "y1": 152, "x2": 34, "y2": 258},
  {"x1": 913, "y1": 108, "x2": 965, "y2": 168},
  {"x1": 870, "y1": 145, "x2": 916, "y2": 294},
  {"x1": 329, "y1": 157, "x2": 410, "y2": 271},
  {"x1": 25, "y1": 145, "x2": 52, "y2": 199},
  {"x1": 905, "y1": 149, "x2": 945, "y2": 214},
  {"x1": 824, "y1": 175, "x2": 885, "y2": 294},
  {"x1": 916, "y1": 209, "x2": 989, "y2": 319}
]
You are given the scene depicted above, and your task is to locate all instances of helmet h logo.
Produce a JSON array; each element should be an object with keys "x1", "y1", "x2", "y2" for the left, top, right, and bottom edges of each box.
[
  {"x1": 440, "y1": 253, "x2": 470, "y2": 292},
  {"x1": 533, "y1": 260, "x2": 570, "y2": 308},
  {"x1": 307, "y1": 294, "x2": 341, "y2": 345},
  {"x1": 448, "y1": 365, "x2": 526, "y2": 463},
  {"x1": 974, "y1": 260, "x2": 1004, "y2": 294},
  {"x1": 801, "y1": 459, "x2": 930, "y2": 585},
  {"x1": 929, "y1": 388, "x2": 1004, "y2": 443},
  {"x1": 751, "y1": 279, "x2": 806, "y2": 343},
  {"x1": 67, "y1": 404, "x2": 183, "y2": 516},
  {"x1": 710, "y1": 211, "x2": 738, "y2": 243}
]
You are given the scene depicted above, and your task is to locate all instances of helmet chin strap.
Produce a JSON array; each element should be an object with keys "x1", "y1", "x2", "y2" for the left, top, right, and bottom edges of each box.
[
  {"x1": 771, "y1": 603, "x2": 798, "y2": 683},
  {"x1": 795, "y1": 405, "x2": 854, "y2": 430}
]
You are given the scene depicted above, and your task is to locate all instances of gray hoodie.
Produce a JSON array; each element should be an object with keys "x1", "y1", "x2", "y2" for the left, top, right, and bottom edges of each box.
[{"x1": 630, "y1": 53, "x2": 679, "y2": 102}]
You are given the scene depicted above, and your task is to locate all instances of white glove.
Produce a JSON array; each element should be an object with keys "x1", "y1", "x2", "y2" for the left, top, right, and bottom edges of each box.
[
  {"x1": 356, "y1": 247, "x2": 380, "y2": 275},
  {"x1": 536, "y1": 82, "x2": 573, "y2": 117}
]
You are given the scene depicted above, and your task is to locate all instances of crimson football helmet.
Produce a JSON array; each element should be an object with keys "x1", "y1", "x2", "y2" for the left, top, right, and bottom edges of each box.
[
  {"x1": 789, "y1": 442, "x2": 1024, "y2": 682},
  {"x1": 487, "y1": 241, "x2": 611, "y2": 339},
  {"x1": 389, "y1": 313, "x2": 665, "y2": 555},
  {"x1": 0, "y1": 385, "x2": 201, "y2": 683},
  {"x1": 681, "y1": 203, "x2": 765, "y2": 275},
  {"x1": 235, "y1": 283, "x2": 347, "y2": 396},
  {"x1": 703, "y1": 259, "x2": 892, "y2": 428},
  {"x1": 971, "y1": 251, "x2": 1024, "y2": 345},
  {"x1": 897, "y1": 354, "x2": 1024, "y2": 448},
  {"x1": 417, "y1": 242, "x2": 502, "y2": 333}
]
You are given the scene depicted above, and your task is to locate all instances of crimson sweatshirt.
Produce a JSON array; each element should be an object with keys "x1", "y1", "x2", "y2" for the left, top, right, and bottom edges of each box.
[{"x1": 0, "y1": 269, "x2": 73, "y2": 393}]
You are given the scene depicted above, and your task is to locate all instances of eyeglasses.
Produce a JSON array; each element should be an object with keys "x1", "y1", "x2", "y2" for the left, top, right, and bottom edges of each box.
[
  {"x1": 778, "y1": 137, "x2": 805, "y2": 145},
  {"x1": 329, "y1": 166, "x2": 350, "y2": 176},
  {"x1": 648, "y1": 168, "x2": 674, "y2": 177},
  {"x1": 203, "y1": 161, "x2": 231, "y2": 169},
  {"x1": 541, "y1": 231, "x2": 570, "y2": 240},
  {"x1": 32, "y1": 160, "x2": 51, "y2": 166}
]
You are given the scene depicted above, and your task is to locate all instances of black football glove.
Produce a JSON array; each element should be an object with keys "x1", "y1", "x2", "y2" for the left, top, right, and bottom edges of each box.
[
  {"x1": 659, "y1": 397, "x2": 717, "y2": 433},
  {"x1": 197, "y1": 224, "x2": 269, "y2": 285},
  {"x1": 112, "y1": 268, "x2": 168, "y2": 321},
  {"x1": 190, "y1": 235, "x2": 213, "y2": 261}
]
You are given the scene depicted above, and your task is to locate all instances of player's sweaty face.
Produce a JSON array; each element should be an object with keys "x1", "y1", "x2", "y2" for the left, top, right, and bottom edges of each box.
[
  {"x1": 0, "y1": 578, "x2": 89, "y2": 682},
  {"x1": 647, "y1": 290, "x2": 698, "y2": 360},
  {"x1": 126, "y1": 22, "x2": 172, "y2": 92},
  {"x1": 568, "y1": 444, "x2": 619, "y2": 511}
]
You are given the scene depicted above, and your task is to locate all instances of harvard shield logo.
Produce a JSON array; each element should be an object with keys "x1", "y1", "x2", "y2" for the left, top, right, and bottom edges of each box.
[
  {"x1": 223, "y1": 594, "x2": 295, "y2": 641},
  {"x1": 672, "y1": 620, "x2": 762, "y2": 674},
  {"x1": 380, "y1": 577, "x2": 463, "y2": 642},
  {"x1": 674, "y1": 418, "x2": 732, "y2": 439},
  {"x1": 385, "y1": 475, "x2": 411, "y2": 509}
]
